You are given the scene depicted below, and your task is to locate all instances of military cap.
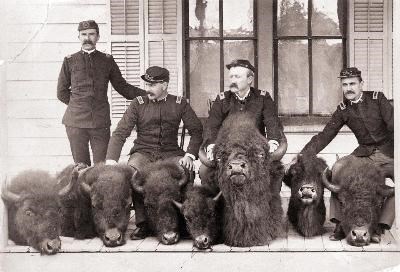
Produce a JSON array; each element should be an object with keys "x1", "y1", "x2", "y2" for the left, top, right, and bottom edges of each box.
[
  {"x1": 338, "y1": 67, "x2": 362, "y2": 78},
  {"x1": 226, "y1": 59, "x2": 255, "y2": 72},
  {"x1": 141, "y1": 66, "x2": 170, "y2": 83},
  {"x1": 78, "y1": 20, "x2": 99, "y2": 32}
]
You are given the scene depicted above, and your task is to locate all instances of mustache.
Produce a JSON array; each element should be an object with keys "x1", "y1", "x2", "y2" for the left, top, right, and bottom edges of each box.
[
  {"x1": 345, "y1": 91, "x2": 355, "y2": 94},
  {"x1": 83, "y1": 40, "x2": 94, "y2": 45},
  {"x1": 229, "y1": 83, "x2": 238, "y2": 89},
  {"x1": 146, "y1": 91, "x2": 155, "y2": 96}
]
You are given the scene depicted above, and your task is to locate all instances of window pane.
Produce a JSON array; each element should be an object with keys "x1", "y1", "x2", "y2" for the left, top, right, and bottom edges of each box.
[
  {"x1": 223, "y1": 0, "x2": 254, "y2": 37},
  {"x1": 189, "y1": 0, "x2": 219, "y2": 37},
  {"x1": 277, "y1": 0, "x2": 308, "y2": 36},
  {"x1": 278, "y1": 40, "x2": 309, "y2": 115},
  {"x1": 312, "y1": 40, "x2": 343, "y2": 115},
  {"x1": 189, "y1": 40, "x2": 220, "y2": 117},
  {"x1": 312, "y1": 0, "x2": 345, "y2": 36},
  {"x1": 223, "y1": 40, "x2": 255, "y2": 90}
]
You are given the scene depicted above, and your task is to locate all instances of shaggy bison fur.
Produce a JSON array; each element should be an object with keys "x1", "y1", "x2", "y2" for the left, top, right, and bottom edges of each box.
[
  {"x1": 173, "y1": 185, "x2": 223, "y2": 249},
  {"x1": 132, "y1": 160, "x2": 188, "y2": 245},
  {"x1": 60, "y1": 163, "x2": 134, "y2": 247},
  {"x1": 213, "y1": 112, "x2": 283, "y2": 247},
  {"x1": 323, "y1": 155, "x2": 395, "y2": 246},
  {"x1": 1, "y1": 169, "x2": 76, "y2": 255},
  {"x1": 283, "y1": 154, "x2": 327, "y2": 236}
]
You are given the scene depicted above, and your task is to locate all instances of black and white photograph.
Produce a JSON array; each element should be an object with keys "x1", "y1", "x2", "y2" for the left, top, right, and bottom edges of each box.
[{"x1": 0, "y1": 0, "x2": 399, "y2": 271}]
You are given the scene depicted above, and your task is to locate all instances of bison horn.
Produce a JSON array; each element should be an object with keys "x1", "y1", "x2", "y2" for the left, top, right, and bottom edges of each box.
[
  {"x1": 172, "y1": 200, "x2": 183, "y2": 211},
  {"x1": 1, "y1": 186, "x2": 22, "y2": 203},
  {"x1": 80, "y1": 182, "x2": 92, "y2": 195},
  {"x1": 377, "y1": 184, "x2": 395, "y2": 197},
  {"x1": 212, "y1": 191, "x2": 223, "y2": 202},
  {"x1": 130, "y1": 170, "x2": 144, "y2": 194},
  {"x1": 58, "y1": 165, "x2": 82, "y2": 196},
  {"x1": 321, "y1": 167, "x2": 341, "y2": 193},
  {"x1": 270, "y1": 134, "x2": 288, "y2": 162}
]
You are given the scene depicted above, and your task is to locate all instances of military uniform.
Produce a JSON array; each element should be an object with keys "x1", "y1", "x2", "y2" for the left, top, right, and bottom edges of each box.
[
  {"x1": 301, "y1": 90, "x2": 394, "y2": 228},
  {"x1": 199, "y1": 87, "x2": 285, "y2": 187},
  {"x1": 203, "y1": 87, "x2": 284, "y2": 146},
  {"x1": 57, "y1": 49, "x2": 146, "y2": 165},
  {"x1": 106, "y1": 93, "x2": 203, "y2": 227}
]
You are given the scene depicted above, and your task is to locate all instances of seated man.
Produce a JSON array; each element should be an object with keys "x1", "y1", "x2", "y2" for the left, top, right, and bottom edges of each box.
[
  {"x1": 296, "y1": 67, "x2": 394, "y2": 242},
  {"x1": 199, "y1": 59, "x2": 286, "y2": 192},
  {"x1": 105, "y1": 66, "x2": 203, "y2": 239}
]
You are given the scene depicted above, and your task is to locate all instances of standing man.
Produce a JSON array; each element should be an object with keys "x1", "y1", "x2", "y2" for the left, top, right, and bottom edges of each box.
[
  {"x1": 106, "y1": 66, "x2": 203, "y2": 239},
  {"x1": 199, "y1": 59, "x2": 286, "y2": 188},
  {"x1": 299, "y1": 67, "x2": 394, "y2": 242},
  {"x1": 57, "y1": 20, "x2": 146, "y2": 166}
]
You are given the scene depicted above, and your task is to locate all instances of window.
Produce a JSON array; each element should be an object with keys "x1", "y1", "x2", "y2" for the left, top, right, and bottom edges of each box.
[
  {"x1": 274, "y1": 0, "x2": 347, "y2": 116},
  {"x1": 109, "y1": 0, "x2": 182, "y2": 120},
  {"x1": 184, "y1": 0, "x2": 257, "y2": 118}
]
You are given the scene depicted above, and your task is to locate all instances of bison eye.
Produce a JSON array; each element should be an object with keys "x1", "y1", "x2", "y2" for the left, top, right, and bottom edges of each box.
[{"x1": 257, "y1": 153, "x2": 264, "y2": 158}]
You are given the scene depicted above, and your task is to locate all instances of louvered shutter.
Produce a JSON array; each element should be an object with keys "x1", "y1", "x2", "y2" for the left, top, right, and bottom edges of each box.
[
  {"x1": 146, "y1": 0, "x2": 182, "y2": 96},
  {"x1": 349, "y1": 0, "x2": 392, "y2": 98},
  {"x1": 111, "y1": 42, "x2": 141, "y2": 119},
  {"x1": 110, "y1": 0, "x2": 140, "y2": 35}
]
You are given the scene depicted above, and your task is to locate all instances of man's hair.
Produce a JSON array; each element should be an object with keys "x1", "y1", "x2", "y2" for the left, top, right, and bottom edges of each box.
[{"x1": 247, "y1": 70, "x2": 254, "y2": 78}]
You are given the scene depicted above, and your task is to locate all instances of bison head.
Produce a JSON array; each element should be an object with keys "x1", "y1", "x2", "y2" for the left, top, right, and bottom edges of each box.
[
  {"x1": 1, "y1": 169, "x2": 78, "y2": 255},
  {"x1": 80, "y1": 164, "x2": 134, "y2": 247},
  {"x1": 322, "y1": 157, "x2": 394, "y2": 247},
  {"x1": 132, "y1": 161, "x2": 188, "y2": 245},
  {"x1": 284, "y1": 155, "x2": 327, "y2": 205},
  {"x1": 173, "y1": 186, "x2": 222, "y2": 249}
]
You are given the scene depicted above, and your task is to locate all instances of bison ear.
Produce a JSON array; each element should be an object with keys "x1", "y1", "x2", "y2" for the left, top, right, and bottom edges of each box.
[{"x1": 1, "y1": 188, "x2": 22, "y2": 204}]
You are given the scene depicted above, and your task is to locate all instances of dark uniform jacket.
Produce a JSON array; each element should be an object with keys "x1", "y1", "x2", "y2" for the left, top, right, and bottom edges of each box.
[
  {"x1": 203, "y1": 87, "x2": 284, "y2": 146},
  {"x1": 106, "y1": 94, "x2": 203, "y2": 161},
  {"x1": 57, "y1": 50, "x2": 146, "y2": 128},
  {"x1": 302, "y1": 91, "x2": 393, "y2": 158}
]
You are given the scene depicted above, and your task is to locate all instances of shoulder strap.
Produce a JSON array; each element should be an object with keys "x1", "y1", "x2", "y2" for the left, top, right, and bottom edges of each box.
[
  {"x1": 137, "y1": 96, "x2": 144, "y2": 104},
  {"x1": 219, "y1": 92, "x2": 225, "y2": 100},
  {"x1": 260, "y1": 89, "x2": 267, "y2": 96},
  {"x1": 176, "y1": 96, "x2": 182, "y2": 104},
  {"x1": 372, "y1": 91, "x2": 379, "y2": 100},
  {"x1": 339, "y1": 101, "x2": 346, "y2": 110}
]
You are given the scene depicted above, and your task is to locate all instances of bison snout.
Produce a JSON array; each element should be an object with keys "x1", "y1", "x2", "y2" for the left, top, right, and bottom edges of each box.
[
  {"x1": 194, "y1": 234, "x2": 211, "y2": 249},
  {"x1": 161, "y1": 231, "x2": 179, "y2": 245},
  {"x1": 40, "y1": 237, "x2": 61, "y2": 255},
  {"x1": 103, "y1": 228, "x2": 123, "y2": 247},
  {"x1": 298, "y1": 185, "x2": 317, "y2": 204},
  {"x1": 228, "y1": 160, "x2": 247, "y2": 174},
  {"x1": 348, "y1": 227, "x2": 370, "y2": 247}
]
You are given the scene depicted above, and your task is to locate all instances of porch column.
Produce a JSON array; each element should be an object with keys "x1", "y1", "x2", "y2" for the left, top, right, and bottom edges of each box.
[{"x1": 393, "y1": 0, "x2": 400, "y2": 235}]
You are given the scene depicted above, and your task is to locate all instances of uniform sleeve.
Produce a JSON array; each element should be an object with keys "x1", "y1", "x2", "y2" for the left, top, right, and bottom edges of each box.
[
  {"x1": 203, "y1": 95, "x2": 225, "y2": 146},
  {"x1": 262, "y1": 93, "x2": 284, "y2": 142},
  {"x1": 378, "y1": 92, "x2": 394, "y2": 133},
  {"x1": 181, "y1": 101, "x2": 203, "y2": 158},
  {"x1": 301, "y1": 108, "x2": 345, "y2": 155},
  {"x1": 109, "y1": 56, "x2": 146, "y2": 100},
  {"x1": 57, "y1": 57, "x2": 71, "y2": 105},
  {"x1": 106, "y1": 100, "x2": 139, "y2": 161}
]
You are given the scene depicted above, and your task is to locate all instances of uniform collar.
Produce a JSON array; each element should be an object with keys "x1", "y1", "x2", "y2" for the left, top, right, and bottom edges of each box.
[
  {"x1": 151, "y1": 94, "x2": 168, "y2": 103},
  {"x1": 81, "y1": 49, "x2": 96, "y2": 55},
  {"x1": 350, "y1": 92, "x2": 363, "y2": 105},
  {"x1": 235, "y1": 87, "x2": 251, "y2": 101}
]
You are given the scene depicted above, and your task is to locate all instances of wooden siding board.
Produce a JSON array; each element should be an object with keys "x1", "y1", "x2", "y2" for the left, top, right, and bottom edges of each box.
[
  {"x1": 7, "y1": 62, "x2": 62, "y2": 81},
  {"x1": 8, "y1": 119, "x2": 65, "y2": 138},
  {"x1": 7, "y1": 42, "x2": 108, "y2": 63},
  {"x1": 7, "y1": 24, "x2": 109, "y2": 43},
  {"x1": 7, "y1": 100, "x2": 65, "y2": 118}
]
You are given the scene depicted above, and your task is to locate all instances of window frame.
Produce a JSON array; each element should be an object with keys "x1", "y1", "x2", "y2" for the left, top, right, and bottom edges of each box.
[
  {"x1": 183, "y1": 0, "x2": 259, "y2": 106},
  {"x1": 272, "y1": 0, "x2": 348, "y2": 117}
]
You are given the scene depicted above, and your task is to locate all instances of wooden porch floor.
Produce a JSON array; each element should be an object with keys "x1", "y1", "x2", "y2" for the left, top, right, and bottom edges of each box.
[{"x1": 2, "y1": 198, "x2": 399, "y2": 253}]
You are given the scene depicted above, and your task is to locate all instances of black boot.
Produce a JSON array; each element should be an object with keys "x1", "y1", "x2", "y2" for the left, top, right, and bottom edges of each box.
[
  {"x1": 329, "y1": 223, "x2": 345, "y2": 241},
  {"x1": 130, "y1": 223, "x2": 148, "y2": 240}
]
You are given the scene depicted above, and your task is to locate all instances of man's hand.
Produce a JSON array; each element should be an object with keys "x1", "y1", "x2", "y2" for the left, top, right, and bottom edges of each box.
[
  {"x1": 106, "y1": 160, "x2": 118, "y2": 165},
  {"x1": 206, "y1": 144, "x2": 215, "y2": 161},
  {"x1": 179, "y1": 155, "x2": 195, "y2": 171},
  {"x1": 268, "y1": 140, "x2": 279, "y2": 153}
]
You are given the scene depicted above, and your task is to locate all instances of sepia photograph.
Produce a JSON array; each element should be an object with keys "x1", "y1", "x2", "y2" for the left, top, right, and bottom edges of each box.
[{"x1": 0, "y1": 0, "x2": 399, "y2": 271}]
